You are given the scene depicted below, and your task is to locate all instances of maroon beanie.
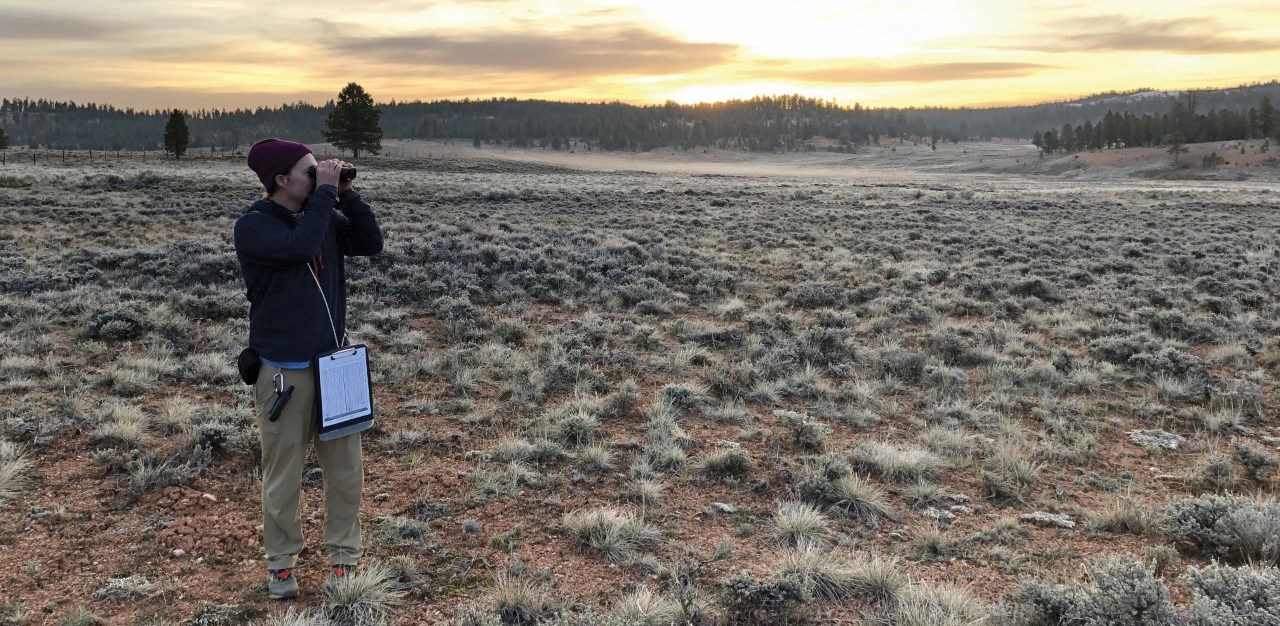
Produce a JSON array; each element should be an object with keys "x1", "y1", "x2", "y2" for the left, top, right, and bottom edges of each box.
[{"x1": 247, "y1": 138, "x2": 313, "y2": 192}]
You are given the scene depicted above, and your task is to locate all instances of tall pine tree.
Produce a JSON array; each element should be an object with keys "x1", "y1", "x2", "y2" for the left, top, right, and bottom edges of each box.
[
  {"x1": 0, "y1": 126, "x2": 8, "y2": 150},
  {"x1": 1261, "y1": 96, "x2": 1275, "y2": 139},
  {"x1": 164, "y1": 110, "x2": 189, "y2": 159},
  {"x1": 323, "y1": 83, "x2": 383, "y2": 158}
]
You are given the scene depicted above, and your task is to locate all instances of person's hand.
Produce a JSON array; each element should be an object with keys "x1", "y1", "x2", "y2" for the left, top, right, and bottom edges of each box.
[
  {"x1": 315, "y1": 159, "x2": 342, "y2": 188},
  {"x1": 337, "y1": 160, "x2": 355, "y2": 193}
]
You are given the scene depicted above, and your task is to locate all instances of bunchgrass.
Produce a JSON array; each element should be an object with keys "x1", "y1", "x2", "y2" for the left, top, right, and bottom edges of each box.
[
  {"x1": 771, "y1": 501, "x2": 831, "y2": 547},
  {"x1": 562, "y1": 507, "x2": 661, "y2": 561},
  {"x1": 322, "y1": 562, "x2": 406, "y2": 626},
  {"x1": 0, "y1": 440, "x2": 32, "y2": 503}
]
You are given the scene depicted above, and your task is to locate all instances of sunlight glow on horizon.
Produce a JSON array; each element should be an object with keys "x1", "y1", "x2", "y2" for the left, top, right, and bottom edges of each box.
[{"x1": 2, "y1": 0, "x2": 1278, "y2": 111}]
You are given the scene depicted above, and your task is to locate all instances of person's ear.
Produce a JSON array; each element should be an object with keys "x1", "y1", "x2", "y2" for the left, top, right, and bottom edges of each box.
[{"x1": 275, "y1": 173, "x2": 288, "y2": 190}]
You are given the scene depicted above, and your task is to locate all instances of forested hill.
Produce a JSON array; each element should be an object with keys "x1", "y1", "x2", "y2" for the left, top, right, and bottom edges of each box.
[{"x1": 2, "y1": 80, "x2": 1277, "y2": 153}]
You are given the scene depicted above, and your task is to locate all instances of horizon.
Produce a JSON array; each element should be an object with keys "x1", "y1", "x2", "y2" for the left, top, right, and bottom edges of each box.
[
  {"x1": 3, "y1": 1, "x2": 1279, "y2": 111},
  {"x1": 5, "y1": 78, "x2": 1275, "y2": 116}
]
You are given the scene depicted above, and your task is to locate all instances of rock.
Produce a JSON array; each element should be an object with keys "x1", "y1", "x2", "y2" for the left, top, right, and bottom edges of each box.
[
  {"x1": 716, "y1": 440, "x2": 741, "y2": 449},
  {"x1": 711, "y1": 502, "x2": 737, "y2": 514},
  {"x1": 374, "y1": 493, "x2": 390, "y2": 502},
  {"x1": 172, "y1": 549, "x2": 186, "y2": 558},
  {"x1": 923, "y1": 507, "x2": 956, "y2": 525},
  {"x1": 1019, "y1": 512, "x2": 1075, "y2": 529},
  {"x1": 950, "y1": 505, "x2": 975, "y2": 515},
  {"x1": 201, "y1": 493, "x2": 218, "y2": 502},
  {"x1": 1128, "y1": 429, "x2": 1185, "y2": 450}
]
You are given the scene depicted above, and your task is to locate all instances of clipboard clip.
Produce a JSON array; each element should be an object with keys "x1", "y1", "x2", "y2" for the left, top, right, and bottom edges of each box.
[{"x1": 329, "y1": 346, "x2": 362, "y2": 360}]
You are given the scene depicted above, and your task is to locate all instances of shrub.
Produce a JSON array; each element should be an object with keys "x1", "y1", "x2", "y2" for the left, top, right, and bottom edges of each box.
[
  {"x1": 1069, "y1": 559, "x2": 1181, "y2": 626},
  {"x1": 1232, "y1": 440, "x2": 1277, "y2": 483},
  {"x1": 721, "y1": 573, "x2": 810, "y2": 626},
  {"x1": 435, "y1": 296, "x2": 493, "y2": 340},
  {"x1": 878, "y1": 347, "x2": 927, "y2": 383},
  {"x1": 121, "y1": 453, "x2": 201, "y2": 495},
  {"x1": 785, "y1": 282, "x2": 847, "y2": 308},
  {"x1": 1184, "y1": 562, "x2": 1280, "y2": 626},
  {"x1": 923, "y1": 328, "x2": 991, "y2": 367},
  {"x1": 659, "y1": 382, "x2": 711, "y2": 410},
  {"x1": 1015, "y1": 558, "x2": 1179, "y2": 626},
  {"x1": 84, "y1": 309, "x2": 147, "y2": 341},
  {"x1": 1164, "y1": 495, "x2": 1280, "y2": 565},
  {"x1": 774, "y1": 409, "x2": 831, "y2": 450},
  {"x1": 92, "y1": 575, "x2": 157, "y2": 601}
]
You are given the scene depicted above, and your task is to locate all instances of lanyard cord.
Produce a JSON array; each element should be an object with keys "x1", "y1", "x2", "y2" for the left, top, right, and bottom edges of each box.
[{"x1": 309, "y1": 263, "x2": 345, "y2": 349}]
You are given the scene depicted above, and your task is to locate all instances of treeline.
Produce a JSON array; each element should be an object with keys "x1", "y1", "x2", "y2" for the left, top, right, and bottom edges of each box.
[
  {"x1": 2, "y1": 80, "x2": 1278, "y2": 153},
  {"x1": 1032, "y1": 95, "x2": 1278, "y2": 153},
  {"x1": 0, "y1": 95, "x2": 972, "y2": 153}
]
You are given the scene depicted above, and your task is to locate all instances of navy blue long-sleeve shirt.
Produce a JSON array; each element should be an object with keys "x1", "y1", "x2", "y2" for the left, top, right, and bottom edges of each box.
[{"x1": 233, "y1": 184, "x2": 383, "y2": 363}]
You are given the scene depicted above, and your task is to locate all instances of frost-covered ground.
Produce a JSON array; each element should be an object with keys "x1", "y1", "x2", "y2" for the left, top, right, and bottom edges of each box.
[{"x1": 0, "y1": 148, "x2": 1278, "y2": 625}]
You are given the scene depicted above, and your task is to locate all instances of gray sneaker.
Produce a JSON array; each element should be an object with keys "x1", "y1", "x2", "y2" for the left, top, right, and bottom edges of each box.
[{"x1": 268, "y1": 567, "x2": 299, "y2": 600}]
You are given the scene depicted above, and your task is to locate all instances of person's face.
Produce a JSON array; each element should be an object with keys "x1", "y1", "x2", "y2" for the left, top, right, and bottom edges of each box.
[{"x1": 273, "y1": 153, "x2": 318, "y2": 206}]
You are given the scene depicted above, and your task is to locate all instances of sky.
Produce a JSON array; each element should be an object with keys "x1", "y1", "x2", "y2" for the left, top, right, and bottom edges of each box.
[{"x1": 3, "y1": 0, "x2": 1278, "y2": 111}]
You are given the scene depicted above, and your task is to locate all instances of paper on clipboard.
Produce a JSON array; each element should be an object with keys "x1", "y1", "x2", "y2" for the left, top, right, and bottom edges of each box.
[{"x1": 317, "y1": 345, "x2": 372, "y2": 428}]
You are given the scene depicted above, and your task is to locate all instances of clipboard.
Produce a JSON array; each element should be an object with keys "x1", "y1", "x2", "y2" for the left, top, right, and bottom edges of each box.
[{"x1": 314, "y1": 344, "x2": 374, "y2": 441}]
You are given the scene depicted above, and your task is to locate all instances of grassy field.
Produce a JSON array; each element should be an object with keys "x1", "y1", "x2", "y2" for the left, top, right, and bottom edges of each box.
[{"x1": 0, "y1": 145, "x2": 1278, "y2": 625}]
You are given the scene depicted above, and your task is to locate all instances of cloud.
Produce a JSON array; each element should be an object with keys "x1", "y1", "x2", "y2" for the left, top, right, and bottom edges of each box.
[
  {"x1": 1005, "y1": 15, "x2": 1280, "y2": 54},
  {"x1": 0, "y1": 9, "x2": 141, "y2": 40},
  {"x1": 324, "y1": 27, "x2": 740, "y2": 76},
  {"x1": 742, "y1": 61, "x2": 1054, "y2": 84}
]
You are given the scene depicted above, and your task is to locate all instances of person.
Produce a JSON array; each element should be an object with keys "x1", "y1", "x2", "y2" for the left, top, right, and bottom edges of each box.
[{"x1": 234, "y1": 138, "x2": 383, "y2": 599}]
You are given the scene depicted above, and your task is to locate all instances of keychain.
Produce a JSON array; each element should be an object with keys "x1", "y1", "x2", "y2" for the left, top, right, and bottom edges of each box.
[{"x1": 268, "y1": 371, "x2": 295, "y2": 422}]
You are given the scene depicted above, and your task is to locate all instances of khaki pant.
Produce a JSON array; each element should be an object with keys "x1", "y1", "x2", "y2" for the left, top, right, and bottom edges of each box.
[{"x1": 254, "y1": 363, "x2": 363, "y2": 570}]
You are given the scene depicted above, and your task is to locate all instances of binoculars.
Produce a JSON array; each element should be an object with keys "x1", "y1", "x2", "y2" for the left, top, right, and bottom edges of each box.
[{"x1": 306, "y1": 165, "x2": 358, "y2": 182}]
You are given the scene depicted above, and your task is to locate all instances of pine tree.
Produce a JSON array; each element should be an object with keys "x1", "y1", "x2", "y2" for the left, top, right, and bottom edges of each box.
[
  {"x1": 163, "y1": 110, "x2": 189, "y2": 159},
  {"x1": 0, "y1": 126, "x2": 8, "y2": 150},
  {"x1": 323, "y1": 83, "x2": 382, "y2": 158},
  {"x1": 1060, "y1": 124, "x2": 1075, "y2": 152},
  {"x1": 1043, "y1": 129, "x2": 1059, "y2": 153},
  {"x1": 1165, "y1": 134, "x2": 1188, "y2": 166},
  {"x1": 1261, "y1": 96, "x2": 1275, "y2": 139}
]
